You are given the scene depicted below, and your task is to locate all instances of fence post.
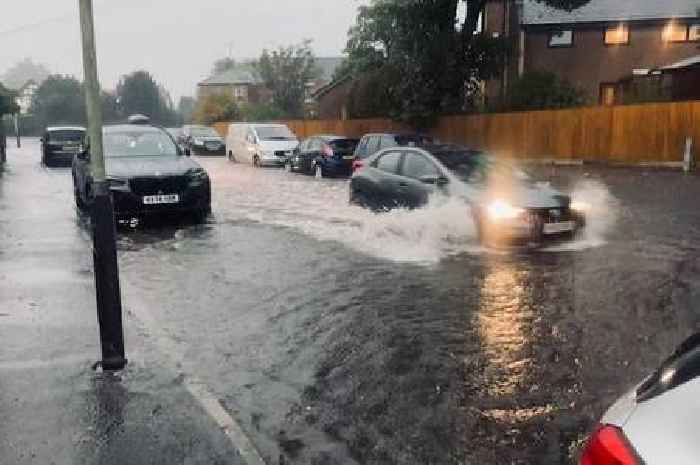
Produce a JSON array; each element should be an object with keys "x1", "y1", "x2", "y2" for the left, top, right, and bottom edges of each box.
[{"x1": 683, "y1": 137, "x2": 695, "y2": 173}]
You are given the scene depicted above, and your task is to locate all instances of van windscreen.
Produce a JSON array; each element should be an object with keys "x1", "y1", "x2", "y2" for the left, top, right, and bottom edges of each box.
[{"x1": 255, "y1": 126, "x2": 296, "y2": 141}]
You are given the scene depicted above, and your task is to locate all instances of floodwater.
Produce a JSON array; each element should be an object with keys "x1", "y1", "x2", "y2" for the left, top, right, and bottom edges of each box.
[{"x1": 4, "y1": 139, "x2": 700, "y2": 464}]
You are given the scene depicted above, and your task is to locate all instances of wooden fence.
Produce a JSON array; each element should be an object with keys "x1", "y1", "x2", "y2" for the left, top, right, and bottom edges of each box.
[{"x1": 215, "y1": 101, "x2": 700, "y2": 164}]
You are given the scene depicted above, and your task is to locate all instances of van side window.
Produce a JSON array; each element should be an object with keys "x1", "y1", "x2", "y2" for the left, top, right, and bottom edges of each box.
[
  {"x1": 355, "y1": 137, "x2": 368, "y2": 157},
  {"x1": 309, "y1": 138, "x2": 322, "y2": 151},
  {"x1": 367, "y1": 136, "x2": 381, "y2": 156},
  {"x1": 380, "y1": 135, "x2": 397, "y2": 150}
]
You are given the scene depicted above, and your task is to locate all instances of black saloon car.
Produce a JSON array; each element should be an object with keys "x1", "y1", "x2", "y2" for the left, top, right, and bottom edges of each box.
[
  {"x1": 349, "y1": 145, "x2": 586, "y2": 245},
  {"x1": 285, "y1": 135, "x2": 359, "y2": 177},
  {"x1": 181, "y1": 125, "x2": 225, "y2": 155},
  {"x1": 41, "y1": 126, "x2": 86, "y2": 167},
  {"x1": 72, "y1": 118, "x2": 211, "y2": 221}
]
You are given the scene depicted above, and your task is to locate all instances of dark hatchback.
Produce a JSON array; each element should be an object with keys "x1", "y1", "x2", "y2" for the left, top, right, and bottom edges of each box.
[
  {"x1": 182, "y1": 125, "x2": 225, "y2": 155},
  {"x1": 350, "y1": 145, "x2": 586, "y2": 245},
  {"x1": 72, "y1": 120, "x2": 211, "y2": 221},
  {"x1": 351, "y1": 133, "x2": 434, "y2": 172},
  {"x1": 41, "y1": 126, "x2": 86, "y2": 167},
  {"x1": 286, "y1": 135, "x2": 359, "y2": 177}
]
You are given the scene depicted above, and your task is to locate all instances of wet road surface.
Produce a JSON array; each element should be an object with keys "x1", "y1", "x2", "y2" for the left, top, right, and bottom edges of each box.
[{"x1": 2, "y1": 138, "x2": 700, "y2": 464}]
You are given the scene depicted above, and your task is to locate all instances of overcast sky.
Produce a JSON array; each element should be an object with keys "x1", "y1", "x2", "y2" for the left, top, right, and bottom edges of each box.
[{"x1": 1, "y1": 0, "x2": 367, "y2": 100}]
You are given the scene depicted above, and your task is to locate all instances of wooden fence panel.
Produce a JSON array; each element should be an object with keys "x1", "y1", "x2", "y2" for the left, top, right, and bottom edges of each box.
[{"x1": 214, "y1": 100, "x2": 699, "y2": 164}]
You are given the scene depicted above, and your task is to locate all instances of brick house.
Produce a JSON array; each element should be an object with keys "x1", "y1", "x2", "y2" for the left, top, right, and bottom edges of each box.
[
  {"x1": 485, "y1": 0, "x2": 700, "y2": 106},
  {"x1": 196, "y1": 64, "x2": 270, "y2": 105}
]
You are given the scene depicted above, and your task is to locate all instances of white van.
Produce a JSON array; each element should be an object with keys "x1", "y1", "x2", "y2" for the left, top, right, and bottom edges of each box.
[{"x1": 225, "y1": 123, "x2": 299, "y2": 167}]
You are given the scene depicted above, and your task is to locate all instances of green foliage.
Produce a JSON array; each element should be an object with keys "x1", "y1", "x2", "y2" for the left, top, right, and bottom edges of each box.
[
  {"x1": 1, "y1": 58, "x2": 50, "y2": 90},
  {"x1": 194, "y1": 92, "x2": 241, "y2": 125},
  {"x1": 238, "y1": 102, "x2": 286, "y2": 122},
  {"x1": 339, "y1": 0, "x2": 591, "y2": 127},
  {"x1": 0, "y1": 83, "x2": 19, "y2": 117},
  {"x1": 255, "y1": 40, "x2": 320, "y2": 118},
  {"x1": 101, "y1": 92, "x2": 121, "y2": 123},
  {"x1": 31, "y1": 75, "x2": 86, "y2": 127},
  {"x1": 507, "y1": 71, "x2": 585, "y2": 111},
  {"x1": 212, "y1": 57, "x2": 237, "y2": 75},
  {"x1": 116, "y1": 70, "x2": 177, "y2": 126}
]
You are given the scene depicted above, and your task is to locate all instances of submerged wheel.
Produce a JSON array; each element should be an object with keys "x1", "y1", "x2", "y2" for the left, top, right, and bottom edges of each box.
[
  {"x1": 315, "y1": 164, "x2": 323, "y2": 179},
  {"x1": 253, "y1": 156, "x2": 261, "y2": 168}
]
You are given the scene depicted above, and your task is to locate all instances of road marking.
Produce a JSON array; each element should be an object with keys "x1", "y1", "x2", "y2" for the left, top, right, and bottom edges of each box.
[{"x1": 125, "y1": 298, "x2": 267, "y2": 465}]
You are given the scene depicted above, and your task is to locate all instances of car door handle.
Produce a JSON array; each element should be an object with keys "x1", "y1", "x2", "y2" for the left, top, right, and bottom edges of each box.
[{"x1": 398, "y1": 182, "x2": 409, "y2": 188}]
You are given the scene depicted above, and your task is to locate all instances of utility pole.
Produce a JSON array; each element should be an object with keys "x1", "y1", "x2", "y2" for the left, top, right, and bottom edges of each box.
[{"x1": 78, "y1": 0, "x2": 127, "y2": 371}]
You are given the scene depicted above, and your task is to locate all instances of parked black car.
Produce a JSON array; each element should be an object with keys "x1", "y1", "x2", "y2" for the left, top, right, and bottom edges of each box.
[
  {"x1": 285, "y1": 135, "x2": 359, "y2": 177},
  {"x1": 181, "y1": 125, "x2": 225, "y2": 155},
  {"x1": 72, "y1": 117, "x2": 211, "y2": 222},
  {"x1": 351, "y1": 133, "x2": 434, "y2": 172},
  {"x1": 41, "y1": 126, "x2": 86, "y2": 167},
  {"x1": 350, "y1": 144, "x2": 586, "y2": 245}
]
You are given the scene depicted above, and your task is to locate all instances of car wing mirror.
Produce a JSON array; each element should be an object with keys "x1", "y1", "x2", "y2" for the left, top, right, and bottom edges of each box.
[{"x1": 77, "y1": 149, "x2": 90, "y2": 161}]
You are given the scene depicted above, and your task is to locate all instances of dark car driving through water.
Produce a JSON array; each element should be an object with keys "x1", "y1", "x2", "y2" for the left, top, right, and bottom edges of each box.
[
  {"x1": 72, "y1": 116, "x2": 211, "y2": 224},
  {"x1": 41, "y1": 126, "x2": 86, "y2": 167},
  {"x1": 352, "y1": 133, "x2": 434, "y2": 173},
  {"x1": 350, "y1": 144, "x2": 586, "y2": 245}
]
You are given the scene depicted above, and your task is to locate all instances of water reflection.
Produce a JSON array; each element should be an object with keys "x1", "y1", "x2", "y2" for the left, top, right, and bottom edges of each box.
[{"x1": 477, "y1": 258, "x2": 534, "y2": 397}]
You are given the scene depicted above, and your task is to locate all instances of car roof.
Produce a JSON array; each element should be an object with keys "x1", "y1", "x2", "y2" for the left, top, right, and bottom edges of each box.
[
  {"x1": 313, "y1": 134, "x2": 358, "y2": 141},
  {"x1": 104, "y1": 124, "x2": 168, "y2": 133},
  {"x1": 46, "y1": 126, "x2": 86, "y2": 132},
  {"x1": 362, "y1": 133, "x2": 432, "y2": 138}
]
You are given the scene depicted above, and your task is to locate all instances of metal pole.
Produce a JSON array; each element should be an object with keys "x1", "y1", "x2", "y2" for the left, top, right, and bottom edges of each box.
[
  {"x1": 14, "y1": 113, "x2": 20, "y2": 148},
  {"x1": 78, "y1": 0, "x2": 127, "y2": 371}
]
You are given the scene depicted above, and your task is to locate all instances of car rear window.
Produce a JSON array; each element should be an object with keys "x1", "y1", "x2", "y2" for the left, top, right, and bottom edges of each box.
[
  {"x1": 329, "y1": 139, "x2": 359, "y2": 153},
  {"x1": 395, "y1": 135, "x2": 433, "y2": 147},
  {"x1": 48, "y1": 130, "x2": 84, "y2": 143},
  {"x1": 104, "y1": 129, "x2": 178, "y2": 158}
]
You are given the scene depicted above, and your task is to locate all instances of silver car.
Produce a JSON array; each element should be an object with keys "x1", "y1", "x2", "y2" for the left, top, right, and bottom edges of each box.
[{"x1": 581, "y1": 333, "x2": 700, "y2": 465}]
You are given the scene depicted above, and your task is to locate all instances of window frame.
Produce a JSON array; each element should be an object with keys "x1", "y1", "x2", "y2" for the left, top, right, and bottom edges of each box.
[
  {"x1": 599, "y1": 83, "x2": 617, "y2": 106},
  {"x1": 689, "y1": 24, "x2": 700, "y2": 42},
  {"x1": 662, "y1": 22, "x2": 689, "y2": 43},
  {"x1": 400, "y1": 151, "x2": 441, "y2": 180},
  {"x1": 604, "y1": 24, "x2": 630, "y2": 46},
  {"x1": 548, "y1": 29, "x2": 574, "y2": 48},
  {"x1": 373, "y1": 150, "x2": 404, "y2": 175}
]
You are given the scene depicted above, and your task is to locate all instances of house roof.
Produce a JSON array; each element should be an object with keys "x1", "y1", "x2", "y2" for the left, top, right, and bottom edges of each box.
[
  {"x1": 310, "y1": 74, "x2": 353, "y2": 100},
  {"x1": 523, "y1": 0, "x2": 700, "y2": 25},
  {"x1": 198, "y1": 65, "x2": 262, "y2": 87},
  {"x1": 314, "y1": 57, "x2": 344, "y2": 82},
  {"x1": 660, "y1": 54, "x2": 700, "y2": 70}
]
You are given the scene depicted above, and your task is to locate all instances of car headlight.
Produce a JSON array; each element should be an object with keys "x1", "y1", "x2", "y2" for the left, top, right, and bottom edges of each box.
[
  {"x1": 570, "y1": 200, "x2": 590, "y2": 212},
  {"x1": 107, "y1": 177, "x2": 129, "y2": 191},
  {"x1": 486, "y1": 199, "x2": 525, "y2": 221},
  {"x1": 193, "y1": 138, "x2": 204, "y2": 146},
  {"x1": 188, "y1": 169, "x2": 209, "y2": 186},
  {"x1": 261, "y1": 150, "x2": 276, "y2": 158}
]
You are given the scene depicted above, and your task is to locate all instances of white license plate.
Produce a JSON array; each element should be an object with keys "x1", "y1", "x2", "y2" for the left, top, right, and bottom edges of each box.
[
  {"x1": 343, "y1": 155, "x2": 355, "y2": 160},
  {"x1": 543, "y1": 221, "x2": 575, "y2": 234},
  {"x1": 143, "y1": 194, "x2": 179, "y2": 205},
  {"x1": 206, "y1": 144, "x2": 219, "y2": 150}
]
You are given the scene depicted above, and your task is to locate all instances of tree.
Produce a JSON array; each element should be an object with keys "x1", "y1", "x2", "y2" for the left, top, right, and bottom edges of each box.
[
  {"x1": 0, "y1": 84, "x2": 19, "y2": 117},
  {"x1": 194, "y1": 92, "x2": 241, "y2": 125},
  {"x1": 31, "y1": 75, "x2": 86, "y2": 127},
  {"x1": 101, "y1": 92, "x2": 121, "y2": 123},
  {"x1": 340, "y1": 0, "x2": 592, "y2": 127},
  {"x1": 178, "y1": 96, "x2": 196, "y2": 124},
  {"x1": 116, "y1": 70, "x2": 177, "y2": 125},
  {"x1": 211, "y1": 57, "x2": 237, "y2": 75},
  {"x1": 256, "y1": 40, "x2": 320, "y2": 118},
  {"x1": 1, "y1": 58, "x2": 50, "y2": 90},
  {"x1": 238, "y1": 102, "x2": 285, "y2": 122},
  {"x1": 507, "y1": 71, "x2": 585, "y2": 111}
]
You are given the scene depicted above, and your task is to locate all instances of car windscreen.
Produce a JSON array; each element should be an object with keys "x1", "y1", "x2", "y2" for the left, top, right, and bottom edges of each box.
[
  {"x1": 48, "y1": 130, "x2": 84, "y2": 143},
  {"x1": 255, "y1": 126, "x2": 296, "y2": 141},
  {"x1": 432, "y1": 151, "x2": 530, "y2": 183},
  {"x1": 395, "y1": 135, "x2": 433, "y2": 147},
  {"x1": 189, "y1": 127, "x2": 219, "y2": 137},
  {"x1": 329, "y1": 139, "x2": 359, "y2": 153},
  {"x1": 104, "y1": 130, "x2": 179, "y2": 158}
]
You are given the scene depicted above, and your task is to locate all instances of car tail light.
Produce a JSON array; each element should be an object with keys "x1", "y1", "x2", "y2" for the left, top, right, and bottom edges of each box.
[
  {"x1": 580, "y1": 425, "x2": 641, "y2": 465},
  {"x1": 322, "y1": 144, "x2": 334, "y2": 158},
  {"x1": 352, "y1": 158, "x2": 364, "y2": 172}
]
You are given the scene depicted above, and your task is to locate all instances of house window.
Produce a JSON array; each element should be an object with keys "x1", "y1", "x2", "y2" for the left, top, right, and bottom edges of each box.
[
  {"x1": 689, "y1": 24, "x2": 700, "y2": 41},
  {"x1": 663, "y1": 22, "x2": 688, "y2": 42},
  {"x1": 604, "y1": 24, "x2": 629, "y2": 45},
  {"x1": 600, "y1": 84, "x2": 617, "y2": 106},
  {"x1": 548, "y1": 30, "x2": 573, "y2": 47}
]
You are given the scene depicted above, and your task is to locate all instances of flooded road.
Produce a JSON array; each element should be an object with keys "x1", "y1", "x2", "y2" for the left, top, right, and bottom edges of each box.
[{"x1": 3, "y1": 138, "x2": 700, "y2": 464}]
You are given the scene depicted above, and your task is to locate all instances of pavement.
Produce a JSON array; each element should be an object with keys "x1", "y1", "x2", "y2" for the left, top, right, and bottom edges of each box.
[
  {"x1": 0, "y1": 140, "x2": 250, "y2": 465},
  {"x1": 2, "y1": 138, "x2": 700, "y2": 465}
]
